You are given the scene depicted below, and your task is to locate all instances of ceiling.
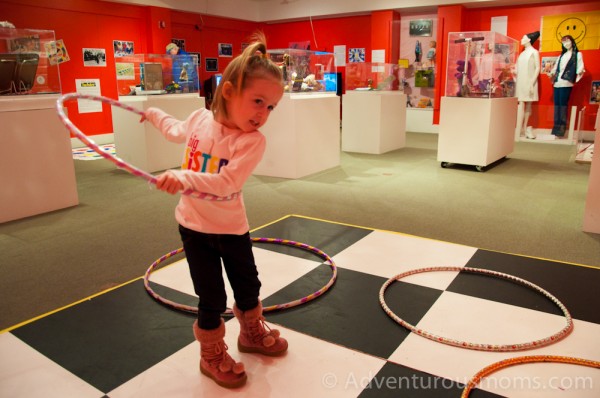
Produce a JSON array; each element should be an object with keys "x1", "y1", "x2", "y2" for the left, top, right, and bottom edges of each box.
[{"x1": 110, "y1": 0, "x2": 569, "y2": 22}]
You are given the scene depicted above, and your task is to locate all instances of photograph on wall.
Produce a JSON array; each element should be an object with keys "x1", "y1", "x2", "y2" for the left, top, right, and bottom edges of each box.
[
  {"x1": 170, "y1": 38, "x2": 185, "y2": 51},
  {"x1": 205, "y1": 57, "x2": 218, "y2": 72},
  {"x1": 541, "y1": 56, "x2": 558, "y2": 75},
  {"x1": 115, "y1": 62, "x2": 135, "y2": 80},
  {"x1": 8, "y1": 35, "x2": 40, "y2": 53},
  {"x1": 409, "y1": 19, "x2": 433, "y2": 37},
  {"x1": 83, "y1": 48, "x2": 106, "y2": 67},
  {"x1": 113, "y1": 40, "x2": 134, "y2": 57},
  {"x1": 218, "y1": 43, "x2": 233, "y2": 57},
  {"x1": 591, "y1": 80, "x2": 600, "y2": 104},
  {"x1": 348, "y1": 48, "x2": 365, "y2": 63}
]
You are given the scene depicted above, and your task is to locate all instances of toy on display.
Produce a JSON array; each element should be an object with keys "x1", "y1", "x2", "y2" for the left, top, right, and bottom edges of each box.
[{"x1": 446, "y1": 31, "x2": 518, "y2": 99}]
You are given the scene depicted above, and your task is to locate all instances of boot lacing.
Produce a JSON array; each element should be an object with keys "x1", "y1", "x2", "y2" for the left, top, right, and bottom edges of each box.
[
  {"x1": 247, "y1": 316, "x2": 281, "y2": 347},
  {"x1": 202, "y1": 341, "x2": 243, "y2": 374}
]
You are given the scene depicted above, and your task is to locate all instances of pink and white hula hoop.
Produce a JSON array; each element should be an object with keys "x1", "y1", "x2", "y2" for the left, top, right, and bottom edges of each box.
[
  {"x1": 56, "y1": 93, "x2": 238, "y2": 201},
  {"x1": 144, "y1": 237, "x2": 338, "y2": 314},
  {"x1": 379, "y1": 266, "x2": 573, "y2": 352}
]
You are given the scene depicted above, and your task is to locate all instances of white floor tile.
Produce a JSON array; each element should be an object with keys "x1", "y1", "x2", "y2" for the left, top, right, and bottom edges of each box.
[
  {"x1": 110, "y1": 321, "x2": 387, "y2": 397},
  {"x1": 333, "y1": 230, "x2": 477, "y2": 290},
  {"x1": 0, "y1": 333, "x2": 104, "y2": 398}
]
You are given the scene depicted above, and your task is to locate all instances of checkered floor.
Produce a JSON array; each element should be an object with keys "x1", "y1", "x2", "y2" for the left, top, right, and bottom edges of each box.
[{"x1": 1, "y1": 215, "x2": 599, "y2": 397}]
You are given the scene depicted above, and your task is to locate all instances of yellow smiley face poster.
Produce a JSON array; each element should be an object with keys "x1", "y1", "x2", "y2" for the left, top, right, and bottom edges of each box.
[{"x1": 541, "y1": 10, "x2": 600, "y2": 52}]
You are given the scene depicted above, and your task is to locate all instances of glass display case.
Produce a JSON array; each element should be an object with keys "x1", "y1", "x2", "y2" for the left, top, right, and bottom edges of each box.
[
  {"x1": 268, "y1": 48, "x2": 337, "y2": 94},
  {"x1": 0, "y1": 27, "x2": 62, "y2": 95},
  {"x1": 445, "y1": 31, "x2": 518, "y2": 98},
  {"x1": 115, "y1": 53, "x2": 199, "y2": 96},
  {"x1": 345, "y1": 62, "x2": 402, "y2": 91}
]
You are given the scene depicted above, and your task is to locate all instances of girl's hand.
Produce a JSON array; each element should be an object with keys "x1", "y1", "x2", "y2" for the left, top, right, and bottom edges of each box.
[
  {"x1": 155, "y1": 171, "x2": 183, "y2": 194},
  {"x1": 139, "y1": 113, "x2": 147, "y2": 123}
]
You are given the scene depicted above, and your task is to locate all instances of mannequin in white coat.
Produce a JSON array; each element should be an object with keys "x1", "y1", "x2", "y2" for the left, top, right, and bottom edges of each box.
[{"x1": 515, "y1": 31, "x2": 540, "y2": 139}]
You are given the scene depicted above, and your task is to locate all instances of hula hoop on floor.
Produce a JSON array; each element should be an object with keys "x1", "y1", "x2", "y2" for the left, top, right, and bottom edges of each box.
[
  {"x1": 379, "y1": 266, "x2": 573, "y2": 352},
  {"x1": 143, "y1": 237, "x2": 338, "y2": 315},
  {"x1": 461, "y1": 355, "x2": 600, "y2": 397},
  {"x1": 56, "y1": 93, "x2": 239, "y2": 201}
]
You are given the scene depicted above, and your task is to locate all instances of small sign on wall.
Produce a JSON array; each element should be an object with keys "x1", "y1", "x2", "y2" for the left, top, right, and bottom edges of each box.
[{"x1": 409, "y1": 19, "x2": 432, "y2": 37}]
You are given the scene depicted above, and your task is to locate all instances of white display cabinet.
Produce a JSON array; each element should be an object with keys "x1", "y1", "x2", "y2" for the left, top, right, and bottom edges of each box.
[
  {"x1": 1, "y1": 95, "x2": 79, "y2": 223},
  {"x1": 254, "y1": 93, "x2": 340, "y2": 179},
  {"x1": 438, "y1": 96, "x2": 517, "y2": 171},
  {"x1": 342, "y1": 62, "x2": 406, "y2": 154},
  {"x1": 438, "y1": 31, "x2": 518, "y2": 171},
  {"x1": 111, "y1": 94, "x2": 205, "y2": 173}
]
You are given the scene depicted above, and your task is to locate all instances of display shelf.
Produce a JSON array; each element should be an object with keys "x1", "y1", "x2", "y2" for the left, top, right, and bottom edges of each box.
[
  {"x1": 254, "y1": 93, "x2": 340, "y2": 179},
  {"x1": 437, "y1": 96, "x2": 517, "y2": 171},
  {"x1": 342, "y1": 90, "x2": 406, "y2": 154},
  {"x1": 111, "y1": 94, "x2": 205, "y2": 173},
  {"x1": 1, "y1": 94, "x2": 78, "y2": 223}
]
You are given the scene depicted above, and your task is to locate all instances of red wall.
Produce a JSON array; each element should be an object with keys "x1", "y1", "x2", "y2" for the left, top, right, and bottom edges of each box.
[{"x1": 2, "y1": 0, "x2": 599, "y2": 135}]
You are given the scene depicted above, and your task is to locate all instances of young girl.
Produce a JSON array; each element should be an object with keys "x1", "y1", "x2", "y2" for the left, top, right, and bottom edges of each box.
[{"x1": 143, "y1": 34, "x2": 287, "y2": 388}]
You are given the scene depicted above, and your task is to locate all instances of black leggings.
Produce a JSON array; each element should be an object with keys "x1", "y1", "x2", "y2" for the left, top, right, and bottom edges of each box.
[{"x1": 179, "y1": 225, "x2": 261, "y2": 330}]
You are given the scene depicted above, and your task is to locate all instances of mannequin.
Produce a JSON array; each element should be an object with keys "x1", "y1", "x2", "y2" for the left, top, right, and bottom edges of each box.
[
  {"x1": 515, "y1": 31, "x2": 540, "y2": 139},
  {"x1": 548, "y1": 35, "x2": 585, "y2": 137}
]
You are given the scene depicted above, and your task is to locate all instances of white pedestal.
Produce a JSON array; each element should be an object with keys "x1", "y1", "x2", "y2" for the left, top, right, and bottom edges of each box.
[
  {"x1": 254, "y1": 93, "x2": 340, "y2": 179},
  {"x1": 1, "y1": 94, "x2": 79, "y2": 223},
  {"x1": 341, "y1": 91, "x2": 406, "y2": 154},
  {"x1": 112, "y1": 94, "x2": 205, "y2": 173},
  {"x1": 438, "y1": 96, "x2": 517, "y2": 169}
]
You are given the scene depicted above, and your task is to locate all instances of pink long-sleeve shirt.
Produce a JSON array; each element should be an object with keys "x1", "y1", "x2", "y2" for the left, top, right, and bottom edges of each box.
[{"x1": 145, "y1": 107, "x2": 266, "y2": 235}]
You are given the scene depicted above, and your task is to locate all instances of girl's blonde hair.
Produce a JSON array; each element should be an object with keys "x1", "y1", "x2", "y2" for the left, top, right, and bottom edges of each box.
[{"x1": 211, "y1": 32, "x2": 283, "y2": 119}]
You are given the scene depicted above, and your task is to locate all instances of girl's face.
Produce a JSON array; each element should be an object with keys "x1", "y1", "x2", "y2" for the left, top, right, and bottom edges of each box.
[
  {"x1": 222, "y1": 77, "x2": 283, "y2": 132},
  {"x1": 562, "y1": 38, "x2": 572, "y2": 50}
]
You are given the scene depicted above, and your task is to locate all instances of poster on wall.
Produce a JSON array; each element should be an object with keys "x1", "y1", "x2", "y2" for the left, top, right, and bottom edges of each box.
[
  {"x1": 83, "y1": 48, "x2": 106, "y2": 67},
  {"x1": 541, "y1": 56, "x2": 558, "y2": 76},
  {"x1": 409, "y1": 19, "x2": 432, "y2": 37},
  {"x1": 113, "y1": 40, "x2": 134, "y2": 56},
  {"x1": 218, "y1": 43, "x2": 233, "y2": 57},
  {"x1": 75, "y1": 79, "x2": 102, "y2": 113},
  {"x1": 540, "y1": 10, "x2": 600, "y2": 52},
  {"x1": 205, "y1": 57, "x2": 218, "y2": 72},
  {"x1": 348, "y1": 48, "x2": 365, "y2": 63},
  {"x1": 591, "y1": 81, "x2": 600, "y2": 104}
]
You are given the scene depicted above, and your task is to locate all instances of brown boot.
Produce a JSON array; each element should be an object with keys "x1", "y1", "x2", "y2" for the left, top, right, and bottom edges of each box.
[
  {"x1": 193, "y1": 319, "x2": 247, "y2": 388},
  {"x1": 233, "y1": 303, "x2": 288, "y2": 356}
]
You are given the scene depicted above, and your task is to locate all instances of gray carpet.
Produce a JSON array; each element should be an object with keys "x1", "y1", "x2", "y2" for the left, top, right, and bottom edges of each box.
[{"x1": 1, "y1": 132, "x2": 598, "y2": 330}]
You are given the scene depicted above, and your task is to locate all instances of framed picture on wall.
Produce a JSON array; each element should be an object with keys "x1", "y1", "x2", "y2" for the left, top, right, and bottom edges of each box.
[
  {"x1": 348, "y1": 48, "x2": 365, "y2": 63},
  {"x1": 205, "y1": 57, "x2": 218, "y2": 72},
  {"x1": 218, "y1": 43, "x2": 233, "y2": 57},
  {"x1": 591, "y1": 80, "x2": 600, "y2": 103},
  {"x1": 409, "y1": 19, "x2": 433, "y2": 37},
  {"x1": 171, "y1": 38, "x2": 186, "y2": 51}
]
